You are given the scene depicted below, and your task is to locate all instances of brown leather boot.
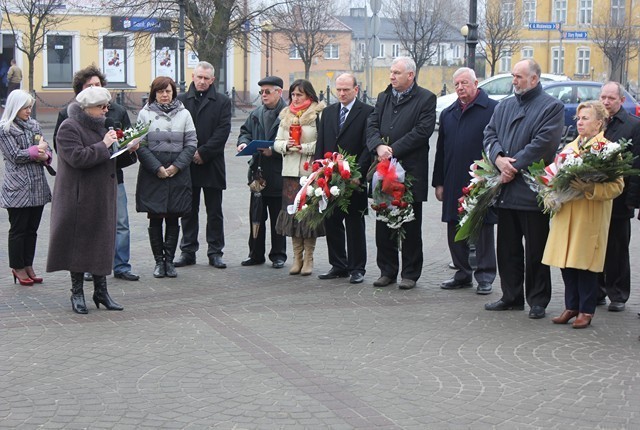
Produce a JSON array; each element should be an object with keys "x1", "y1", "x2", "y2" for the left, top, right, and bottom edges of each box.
[
  {"x1": 551, "y1": 310, "x2": 579, "y2": 324},
  {"x1": 300, "y1": 237, "x2": 316, "y2": 276},
  {"x1": 289, "y1": 237, "x2": 304, "y2": 275},
  {"x1": 572, "y1": 313, "x2": 593, "y2": 329}
]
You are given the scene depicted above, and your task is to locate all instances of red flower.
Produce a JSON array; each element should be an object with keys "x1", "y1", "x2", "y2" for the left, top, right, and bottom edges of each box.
[
  {"x1": 317, "y1": 178, "x2": 327, "y2": 188},
  {"x1": 391, "y1": 199, "x2": 400, "y2": 206},
  {"x1": 458, "y1": 196, "x2": 465, "y2": 203},
  {"x1": 324, "y1": 152, "x2": 333, "y2": 159},
  {"x1": 458, "y1": 206, "x2": 465, "y2": 214},
  {"x1": 379, "y1": 202, "x2": 388, "y2": 209},
  {"x1": 341, "y1": 170, "x2": 351, "y2": 179},
  {"x1": 324, "y1": 168, "x2": 333, "y2": 178},
  {"x1": 312, "y1": 162, "x2": 321, "y2": 172},
  {"x1": 303, "y1": 161, "x2": 310, "y2": 170},
  {"x1": 400, "y1": 201, "x2": 408, "y2": 208},
  {"x1": 116, "y1": 129, "x2": 124, "y2": 139},
  {"x1": 462, "y1": 186, "x2": 470, "y2": 195}
]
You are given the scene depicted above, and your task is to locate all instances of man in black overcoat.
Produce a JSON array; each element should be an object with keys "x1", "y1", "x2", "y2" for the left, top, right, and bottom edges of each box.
[
  {"x1": 366, "y1": 57, "x2": 437, "y2": 290},
  {"x1": 175, "y1": 61, "x2": 232, "y2": 269},
  {"x1": 597, "y1": 81, "x2": 640, "y2": 312},
  {"x1": 315, "y1": 73, "x2": 374, "y2": 284},
  {"x1": 237, "y1": 76, "x2": 287, "y2": 269}
]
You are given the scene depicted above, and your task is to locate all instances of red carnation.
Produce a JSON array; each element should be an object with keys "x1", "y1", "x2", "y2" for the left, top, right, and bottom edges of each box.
[
  {"x1": 324, "y1": 152, "x2": 333, "y2": 159},
  {"x1": 317, "y1": 178, "x2": 326, "y2": 188},
  {"x1": 312, "y1": 162, "x2": 321, "y2": 172},
  {"x1": 391, "y1": 199, "x2": 400, "y2": 206},
  {"x1": 341, "y1": 170, "x2": 351, "y2": 179},
  {"x1": 324, "y1": 168, "x2": 333, "y2": 178},
  {"x1": 400, "y1": 201, "x2": 409, "y2": 208},
  {"x1": 303, "y1": 161, "x2": 310, "y2": 170},
  {"x1": 116, "y1": 129, "x2": 124, "y2": 139},
  {"x1": 379, "y1": 202, "x2": 388, "y2": 209}
]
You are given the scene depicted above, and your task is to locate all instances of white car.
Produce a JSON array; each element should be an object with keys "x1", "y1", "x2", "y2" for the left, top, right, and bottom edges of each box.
[{"x1": 435, "y1": 73, "x2": 570, "y2": 124}]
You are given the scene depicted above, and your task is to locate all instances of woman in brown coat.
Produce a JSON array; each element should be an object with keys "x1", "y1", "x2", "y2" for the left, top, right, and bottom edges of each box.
[
  {"x1": 47, "y1": 86, "x2": 137, "y2": 314},
  {"x1": 542, "y1": 101, "x2": 624, "y2": 328}
]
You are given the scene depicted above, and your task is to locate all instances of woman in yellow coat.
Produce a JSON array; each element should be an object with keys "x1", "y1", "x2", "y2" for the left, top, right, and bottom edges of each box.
[{"x1": 542, "y1": 101, "x2": 624, "y2": 328}]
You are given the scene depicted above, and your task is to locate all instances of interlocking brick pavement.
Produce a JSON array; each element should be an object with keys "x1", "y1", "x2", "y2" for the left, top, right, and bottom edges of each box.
[{"x1": 0, "y1": 111, "x2": 639, "y2": 429}]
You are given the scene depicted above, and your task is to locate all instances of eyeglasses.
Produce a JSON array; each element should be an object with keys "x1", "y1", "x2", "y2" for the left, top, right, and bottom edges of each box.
[{"x1": 259, "y1": 89, "x2": 279, "y2": 95}]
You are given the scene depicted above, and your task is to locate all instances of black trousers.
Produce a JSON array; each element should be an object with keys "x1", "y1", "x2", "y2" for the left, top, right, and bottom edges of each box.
[
  {"x1": 247, "y1": 194, "x2": 287, "y2": 263},
  {"x1": 447, "y1": 222, "x2": 496, "y2": 284},
  {"x1": 496, "y1": 208, "x2": 551, "y2": 308},
  {"x1": 180, "y1": 187, "x2": 224, "y2": 257},
  {"x1": 324, "y1": 192, "x2": 367, "y2": 275},
  {"x1": 561, "y1": 268, "x2": 599, "y2": 314},
  {"x1": 598, "y1": 218, "x2": 631, "y2": 303},
  {"x1": 7, "y1": 206, "x2": 44, "y2": 269},
  {"x1": 375, "y1": 202, "x2": 423, "y2": 281}
]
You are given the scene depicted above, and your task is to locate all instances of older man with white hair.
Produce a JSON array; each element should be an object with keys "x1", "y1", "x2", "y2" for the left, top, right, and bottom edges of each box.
[{"x1": 366, "y1": 56, "x2": 437, "y2": 290}]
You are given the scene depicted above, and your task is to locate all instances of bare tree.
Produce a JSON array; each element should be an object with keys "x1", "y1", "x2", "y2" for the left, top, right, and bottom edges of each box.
[
  {"x1": 386, "y1": 0, "x2": 456, "y2": 80},
  {"x1": 591, "y1": 7, "x2": 639, "y2": 83},
  {"x1": 477, "y1": 0, "x2": 522, "y2": 76},
  {"x1": 0, "y1": 0, "x2": 70, "y2": 92},
  {"x1": 267, "y1": 0, "x2": 339, "y2": 79}
]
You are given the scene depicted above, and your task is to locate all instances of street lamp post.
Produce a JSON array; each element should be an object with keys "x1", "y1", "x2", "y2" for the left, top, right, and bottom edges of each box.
[
  {"x1": 466, "y1": 0, "x2": 478, "y2": 71},
  {"x1": 460, "y1": 25, "x2": 469, "y2": 67},
  {"x1": 263, "y1": 21, "x2": 273, "y2": 77},
  {"x1": 178, "y1": 0, "x2": 186, "y2": 93}
]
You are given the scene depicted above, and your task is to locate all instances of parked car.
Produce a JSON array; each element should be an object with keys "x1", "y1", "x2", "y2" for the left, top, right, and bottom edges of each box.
[
  {"x1": 542, "y1": 80, "x2": 640, "y2": 142},
  {"x1": 435, "y1": 73, "x2": 569, "y2": 124}
]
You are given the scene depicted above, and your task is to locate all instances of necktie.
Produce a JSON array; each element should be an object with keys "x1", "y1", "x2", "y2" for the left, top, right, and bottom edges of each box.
[{"x1": 339, "y1": 106, "x2": 348, "y2": 129}]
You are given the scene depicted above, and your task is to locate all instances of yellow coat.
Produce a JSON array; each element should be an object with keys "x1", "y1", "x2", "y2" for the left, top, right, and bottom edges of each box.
[{"x1": 542, "y1": 133, "x2": 624, "y2": 272}]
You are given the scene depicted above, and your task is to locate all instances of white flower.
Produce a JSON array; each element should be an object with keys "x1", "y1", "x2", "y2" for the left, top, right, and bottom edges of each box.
[
  {"x1": 330, "y1": 186, "x2": 340, "y2": 196},
  {"x1": 302, "y1": 204, "x2": 308, "y2": 210},
  {"x1": 299, "y1": 176, "x2": 308, "y2": 187},
  {"x1": 601, "y1": 141, "x2": 621, "y2": 157},
  {"x1": 562, "y1": 154, "x2": 583, "y2": 167},
  {"x1": 306, "y1": 186, "x2": 314, "y2": 197},
  {"x1": 314, "y1": 187, "x2": 324, "y2": 197}
]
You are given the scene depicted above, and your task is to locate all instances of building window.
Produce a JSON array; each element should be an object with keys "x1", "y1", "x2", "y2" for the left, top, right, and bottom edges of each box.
[
  {"x1": 453, "y1": 45, "x2": 461, "y2": 59},
  {"x1": 521, "y1": 46, "x2": 534, "y2": 59},
  {"x1": 102, "y1": 36, "x2": 128, "y2": 84},
  {"x1": 154, "y1": 37, "x2": 177, "y2": 80},
  {"x1": 358, "y1": 42, "x2": 366, "y2": 58},
  {"x1": 501, "y1": 2, "x2": 515, "y2": 25},
  {"x1": 289, "y1": 45, "x2": 301, "y2": 59},
  {"x1": 578, "y1": 0, "x2": 592, "y2": 24},
  {"x1": 611, "y1": 0, "x2": 625, "y2": 24},
  {"x1": 553, "y1": 0, "x2": 567, "y2": 23},
  {"x1": 576, "y1": 48, "x2": 590, "y2": 75},
  {"x1": 552, "y1": 47, "x2": 564, "y2": 74},
  {"x1": 323, "y1": 44, "x2": 339, "y2": 59},
  {"x1": 499, "y1": 50, "x2": 512, "y2": 73},
  {"x1": 46, "y1": 34, "x2": 73, "y2": 84},
  {"x1": 522, "y1": 0, "x2": 536, "y2": 24},
  {"x1": 377, "y1": 42, "x2": 385, "y2": 58},
  {"x1": 392, "y1": 43, "x2": 400, "y2": 58}
]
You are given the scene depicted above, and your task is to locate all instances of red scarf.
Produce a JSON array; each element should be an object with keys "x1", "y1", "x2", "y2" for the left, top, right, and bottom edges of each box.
[{"x1": 289, "y1": 99, "x2": 312, "y2": 115}]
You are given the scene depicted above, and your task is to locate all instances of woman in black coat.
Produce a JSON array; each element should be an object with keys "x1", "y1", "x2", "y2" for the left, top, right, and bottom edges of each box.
[
  {"x1": 48, "y1": 86, "x2": 137, "y2": 314},
  {"x1": 136, "y1": 77, "x2": 197, "y2": 278}
]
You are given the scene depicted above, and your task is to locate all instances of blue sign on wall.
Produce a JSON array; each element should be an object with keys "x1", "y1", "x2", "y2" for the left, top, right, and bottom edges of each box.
[
  {"x1": 528, "y1": 22, "x2": 560, "y2": 31},
  {"x1": 111, "y1": 17, "x2": 171, "y2": 33},
  {"x1": 564, "y1": 31, "x2": 588, "y2": 39}
]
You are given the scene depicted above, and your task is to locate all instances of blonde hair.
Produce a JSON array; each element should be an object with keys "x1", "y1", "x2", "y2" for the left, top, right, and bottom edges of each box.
[
  {"x1": 575, "y1": 100, "x2": 609, "y2": 132},
  {"x1": 0, "y1": 90, "x2": 34, "y2": 132}
]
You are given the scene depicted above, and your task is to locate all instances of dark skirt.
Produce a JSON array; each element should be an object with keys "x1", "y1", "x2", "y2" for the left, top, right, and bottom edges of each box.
[{"x1": 275, "y1": 177, "x2": 325, "y2": 238}]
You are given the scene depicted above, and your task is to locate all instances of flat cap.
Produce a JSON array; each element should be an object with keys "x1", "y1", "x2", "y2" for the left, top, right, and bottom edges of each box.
[
  {"x1": 76, "y1": 86, "x2": 112, "y2": 108},
  {"x1": 257, "y1": 76, "x2": 283, "y2": 89}
]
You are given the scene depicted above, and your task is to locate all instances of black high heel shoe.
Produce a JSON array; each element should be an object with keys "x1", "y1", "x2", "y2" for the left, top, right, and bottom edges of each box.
[
  {"x1": 92, "y1": 275, "x2": 123, "y2": 311},
  {"x1": 12, "y1": 269, "x2": 34, "y2": 286}
]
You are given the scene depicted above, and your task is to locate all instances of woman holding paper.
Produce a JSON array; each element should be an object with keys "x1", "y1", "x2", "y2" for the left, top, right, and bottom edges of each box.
[
  {"x1": 48, "y1": 86, "x2": 136, "y2": 314},
  {"x1": 273, "y1": 79, "x2": 325, "y2": 276},
  {"x1": 135, "y1": 76, "x2": 197, "y2": 279}
]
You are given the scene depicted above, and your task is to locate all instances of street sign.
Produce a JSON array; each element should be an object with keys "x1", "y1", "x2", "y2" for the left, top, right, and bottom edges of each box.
[
  {"x1": 370, "y1": 0, "x2": 382, "y2": 14},
  {"x1": 564, "y1": 31, "x2": 588, "y2": 39},
  {"x1": 528, "y1": 22, "x2": 560, "y2": 31},
  {"x1": 370, "y1": 15, "x2": 381, "y2": 36}
]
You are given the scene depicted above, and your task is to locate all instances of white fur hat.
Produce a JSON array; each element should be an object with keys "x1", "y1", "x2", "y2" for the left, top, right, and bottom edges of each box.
[{"x1": 76, "y1": 86, "x2": 112, "y2": 108}]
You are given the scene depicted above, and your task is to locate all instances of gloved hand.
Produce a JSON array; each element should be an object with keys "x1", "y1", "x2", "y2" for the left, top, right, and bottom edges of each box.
[{"x1": 570, "y1": 178, "x2": 594, "y2": 194}]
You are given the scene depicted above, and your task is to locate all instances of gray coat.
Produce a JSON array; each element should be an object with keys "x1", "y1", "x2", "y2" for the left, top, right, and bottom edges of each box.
[
  {"x1": 135, "y1": 102, "x2": 197, "y2": 215},
  {"x1": 484, "y1": 83, "x2": 564, "y2": 211},
  {"x1": 0, "y1": 118, "x2": 52, "y2": 208},
  {"x1": 46, "y1": 103, "x2": 117, "y2": 276}
]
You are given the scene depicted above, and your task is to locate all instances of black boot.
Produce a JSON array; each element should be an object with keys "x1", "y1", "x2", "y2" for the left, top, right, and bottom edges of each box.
[
  {"x1": 164, "y1": 223, "x2": 180, "y2": 278},
  {"x1": 148, "y1": 226, "x2": 165, "y2": 278},
  {"x1": 70, "y1": 271, "x2": 88, "y2": 314},
  {"x1": 92, "y1": 275, "x2": 124, "y2": 311}
]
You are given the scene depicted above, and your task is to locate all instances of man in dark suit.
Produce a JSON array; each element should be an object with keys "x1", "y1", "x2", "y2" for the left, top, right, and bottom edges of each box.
[
  {"x1": 366, "y1": 57, "x2": 437, "y2": 290},
  {"x1": 175, "y1": 61, "x2": 232, "y2": 269},
  {"x1": 597, "y1": 81, "x2": 640, "y2": 312},
  {"x1": 315, "y1": 73, "x2": 373, "y2": 284},
  {"x1": 237, "y1": 76, "x2": 287, "y2": 269},
  {"x1": 432, "y1": 67, "x2": 497, "y2": 295}
]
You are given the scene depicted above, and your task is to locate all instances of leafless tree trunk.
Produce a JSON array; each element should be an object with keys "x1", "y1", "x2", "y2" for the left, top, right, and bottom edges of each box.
[
  {"x1": 267, "y1": 0, "x2": 338, "y2": 80},
  {"x1": 386, "y1": 0, "x2": 456, "y2": 80},
  {"x1": 477, "y1": 0, "x2": 522, "y2": 77},
  {"x1": 591, "y1": 8, "x2": 639, "y2": 83},
  {"x1": 1, "y1": 0, "x2": 69, "y2": 92}
]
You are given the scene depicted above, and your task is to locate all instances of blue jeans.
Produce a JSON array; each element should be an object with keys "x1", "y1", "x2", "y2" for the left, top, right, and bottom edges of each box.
[{"x1": 113, "y1": 183, "x2": 132, "y2": 274}]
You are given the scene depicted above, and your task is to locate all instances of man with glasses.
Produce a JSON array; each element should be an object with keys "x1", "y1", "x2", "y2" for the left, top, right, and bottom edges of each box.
[
  {"x1": 236, "y1": 76, "x2": 287, "y2": 268},
  {"x1": 175, "y1": 61, "x2": 232, "y2": 269},
  {"x1": 53, "y1": 65, "x2": 139, "y2": 282}
]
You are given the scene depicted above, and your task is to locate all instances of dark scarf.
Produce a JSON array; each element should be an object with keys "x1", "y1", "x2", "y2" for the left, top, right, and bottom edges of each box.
[
  {"x1": 68, "y1": 102, "x2": 107, "y2": 132},
  {"x1": 154, "y1": 99, "x2": 181, "y2": 113},
  {"x1": 12, "y1": 117, "x2": 38, "y2": 142}
]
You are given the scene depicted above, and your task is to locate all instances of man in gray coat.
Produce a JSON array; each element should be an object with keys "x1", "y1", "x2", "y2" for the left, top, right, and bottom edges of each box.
[
  {"x1": 236, "y1": 76, "x2": 287, "y2": 268},
  {"x1": 483, "y1": 59, "x2": 564, "y2": 319}
]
